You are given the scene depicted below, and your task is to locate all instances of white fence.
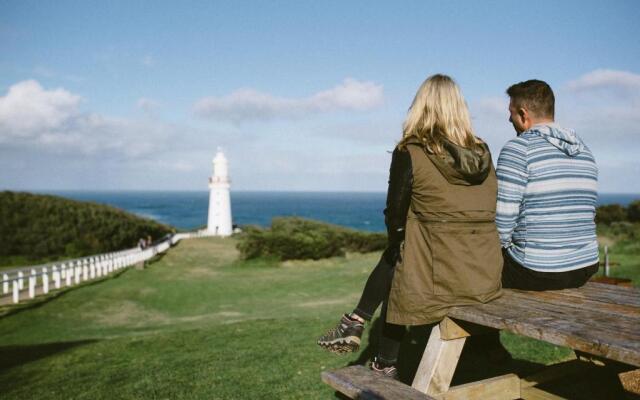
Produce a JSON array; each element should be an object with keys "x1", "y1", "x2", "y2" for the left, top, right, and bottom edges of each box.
[{"x1": 0, "y1": 230, "x2": 217, "y2": 305}]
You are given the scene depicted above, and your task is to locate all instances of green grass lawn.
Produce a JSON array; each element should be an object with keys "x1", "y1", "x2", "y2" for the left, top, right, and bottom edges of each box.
[{"x1": 0, "y1": 236, "x2": 637, "y2": 399}]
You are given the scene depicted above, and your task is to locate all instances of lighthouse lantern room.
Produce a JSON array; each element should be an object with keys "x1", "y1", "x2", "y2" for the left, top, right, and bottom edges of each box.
[{"x1": 207, "y1": 148, "x2": 233, "y2": 236}]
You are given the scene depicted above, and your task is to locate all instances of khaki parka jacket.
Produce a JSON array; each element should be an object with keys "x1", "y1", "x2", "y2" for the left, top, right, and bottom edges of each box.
[{"x1": 386, "y1": 139, "x2": 503, "y2": 325}]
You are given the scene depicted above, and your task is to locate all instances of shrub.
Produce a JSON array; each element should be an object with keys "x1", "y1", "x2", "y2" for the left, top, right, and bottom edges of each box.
[
  {"x1": 628, "y1": 200, "x2": 640, "y2": 223},
  {"x1": 236, "y1": 217, "x2": 387, "y2": 261},
  {"x1": 340, "y1": 231, "x2": 387, "y2": 253},
  {"x1": 0, "y1": 191, "x2": 174, "y2": 266},
  {"x1": 595, "y1": 204, "x2": 627, "y2": 225}
]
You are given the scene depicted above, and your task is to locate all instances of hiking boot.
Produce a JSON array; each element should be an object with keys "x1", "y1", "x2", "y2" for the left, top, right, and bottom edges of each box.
[
  {"x1": 317, "y1": 314, "x2": 364, "y2": 354},
  {"x1": 370, "y1": 357, "x2": 398, "y2": 380}
]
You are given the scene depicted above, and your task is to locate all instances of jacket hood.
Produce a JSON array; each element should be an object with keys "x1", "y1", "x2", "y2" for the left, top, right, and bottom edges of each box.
[
  {"x1": 527, "y1": 124, "x2": 585, "y2": 156},
  {"x1": 408, "y1": 137, "x2": 492, "y2": 185}
]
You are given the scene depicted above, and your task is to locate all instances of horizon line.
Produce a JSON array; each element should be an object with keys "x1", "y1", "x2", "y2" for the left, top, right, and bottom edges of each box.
[{"x1": 3, "y1": 189, "x2": 640, "y2": 196}]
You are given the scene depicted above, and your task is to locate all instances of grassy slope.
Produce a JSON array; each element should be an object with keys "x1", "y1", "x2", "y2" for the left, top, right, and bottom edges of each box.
[
  {"x1": 595, "y1": 225, "x2": 640, "y2": 286},
  {"x1": 0, "y1": 237, "x2": 636, "y2": 399}
]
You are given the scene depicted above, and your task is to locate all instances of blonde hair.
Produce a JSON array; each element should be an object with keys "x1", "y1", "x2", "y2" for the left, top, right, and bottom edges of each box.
[{"x1": 399, "y1": 74, "x2": 481, "y2": 154}]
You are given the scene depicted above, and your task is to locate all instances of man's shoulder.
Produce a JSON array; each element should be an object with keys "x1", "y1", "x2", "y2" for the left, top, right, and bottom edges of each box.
[
  {"x1": 499, "y1": 136, "x2": 530, "y2": 157},
  {"x1": 504, "y1": 136, "x2": 530, "y2": 146}
]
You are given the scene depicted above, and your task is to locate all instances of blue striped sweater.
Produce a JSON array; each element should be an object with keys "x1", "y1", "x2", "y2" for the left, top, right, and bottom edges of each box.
[{"x1": 496, "y1": 123, "x2": 599, "y2": 272}]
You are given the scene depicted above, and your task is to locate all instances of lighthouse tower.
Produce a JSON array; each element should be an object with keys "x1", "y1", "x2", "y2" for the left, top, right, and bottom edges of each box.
[{"x1": 207, "y1": 149, "x2": 233, "y2": 236}]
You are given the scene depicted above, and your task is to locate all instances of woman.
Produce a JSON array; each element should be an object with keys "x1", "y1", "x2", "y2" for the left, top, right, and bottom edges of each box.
[{"x1": 317, "y1": 74, "x2": 503, "y2": 377}]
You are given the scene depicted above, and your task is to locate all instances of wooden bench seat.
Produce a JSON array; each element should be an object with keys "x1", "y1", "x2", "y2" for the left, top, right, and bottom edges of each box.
[
  {"x1": 322, "y1": 365, "x2": 435, "y2": 400},
  {"x1": 323, "y1": 282, "x2": 640, "y2": 399}
]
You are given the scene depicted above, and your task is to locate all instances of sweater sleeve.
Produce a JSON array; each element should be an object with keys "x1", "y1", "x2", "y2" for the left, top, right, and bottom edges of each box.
[
  {"x1": 496, "y1": 138, "x2": 528, "y2": 248},
  {"x1": 383, "y1": 147, "x2": 413, "y2": 263}
]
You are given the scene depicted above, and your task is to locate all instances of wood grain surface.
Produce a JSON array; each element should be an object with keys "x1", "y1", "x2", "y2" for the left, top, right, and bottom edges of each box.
[{"x1": 448, "y1": 282, "x2": 640, "y2": 367}]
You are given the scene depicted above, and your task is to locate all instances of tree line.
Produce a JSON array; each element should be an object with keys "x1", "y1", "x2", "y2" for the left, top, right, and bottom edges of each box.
[{"x1": 595, "y1": 201, "x2": 640, "y2": 225}]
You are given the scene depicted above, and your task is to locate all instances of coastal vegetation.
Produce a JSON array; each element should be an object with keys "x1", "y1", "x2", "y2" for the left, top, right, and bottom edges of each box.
[
  {"x1": 596, "y1": 200, "x2": 640, "y2": 266},
  {"x1": 236, "y1": 217, "x2": 387, "y2": 261},
  {"x1": 595, "y1": 200, "x2": 640, "y2": 225},
  {"x1": 0, "y1": 191, "x2": 174, "y2": 268}
]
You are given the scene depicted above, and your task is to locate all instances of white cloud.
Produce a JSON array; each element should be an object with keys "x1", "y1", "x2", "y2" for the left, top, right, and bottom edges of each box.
[
  {"x1": 0, "y1": 80, "x2": 174, "y2": 157},
  {"x1": 136, "y1": 97, "x2": 160, "y2": 112},
  {"x1": 567, "y1": 69, "x2": 640, "y2": 92},
  {"x1": 560, "y1": 69, "x2": 640, "y2": 150},
  {"x1": 193, "y1": 78, "x2": 384, "y2": 122},
  {"x1": 474, "y1": 96, "x2": 508, "y2": 117},
  {"x1": 170, "y1": 161, "x2": 196, "y2": 172},
  {"x1": 469, "y1": 96, "x2": 514, "y2": 156},
  {"x1": 0, "y1": 80, "x2": 82, "y2": 139}
]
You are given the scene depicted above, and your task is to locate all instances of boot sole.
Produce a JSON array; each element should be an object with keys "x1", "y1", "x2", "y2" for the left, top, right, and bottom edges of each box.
[{"x1": 317, "y1": 336, "x2": 361, "y2": 354}]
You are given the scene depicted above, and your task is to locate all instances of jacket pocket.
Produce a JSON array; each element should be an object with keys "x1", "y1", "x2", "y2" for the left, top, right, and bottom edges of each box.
[{"x1": 429, "y1": 223, "x2": 502, "y2": 296}]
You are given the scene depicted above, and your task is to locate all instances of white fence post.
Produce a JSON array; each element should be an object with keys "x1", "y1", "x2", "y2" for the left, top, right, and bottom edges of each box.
[
  {"x1": 82, "y1": 259, "x2": 89, "y2": 281},
  {"x1": 18, "y1": 271, "x2": 24, "y2": 290},
  {"x1": 65, "y1": 263, "x2": 72, "y2": 286},
  {"x1": 42, "y1": 267, "x2": 49, "y2": 294},
  {"x1": 53, "y1": 266, "x2": 60, "y2": 289},
  {"x1": 2, "y1": 273, "x2": 8, "y2": 294},
  {"x1": 28, "y1": 269, "x2": 36, "y2": 298},
  {"x1": 90, "y1": 258, "x2": 95, "y2": 279},
  {"x1": 74, "y1": 263, "x2": 81, "y2": 284},
  {"x1": 12, "y1": 280, "x2": 19, "y2": 304}
]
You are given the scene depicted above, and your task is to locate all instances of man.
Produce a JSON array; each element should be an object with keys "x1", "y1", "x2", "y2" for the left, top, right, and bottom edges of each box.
[
  {"x1": 467, "y1": 80, "x2": 601, "y2": 361},
  {"x1": 497, "y1": 79, "x2": 599, "y2": 290}
]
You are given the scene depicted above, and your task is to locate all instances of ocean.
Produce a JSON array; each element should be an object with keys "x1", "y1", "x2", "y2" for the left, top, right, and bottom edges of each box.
[{"x1": 47, "y1": 191, "x2": 640, "y2": 232}]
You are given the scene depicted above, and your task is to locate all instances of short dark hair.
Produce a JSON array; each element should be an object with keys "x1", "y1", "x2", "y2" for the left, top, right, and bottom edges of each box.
[{"x1": 506, "y1": 80, "x2": 555, "y2": 119}]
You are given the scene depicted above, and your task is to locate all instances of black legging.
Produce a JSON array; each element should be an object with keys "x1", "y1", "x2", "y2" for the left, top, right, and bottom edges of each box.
[
  {"x1": 351, "y1": 247, "x2": 406, "y2": 364},
  {"x1": 352, "y1": 248, "x2": 396, "y2": 321}
]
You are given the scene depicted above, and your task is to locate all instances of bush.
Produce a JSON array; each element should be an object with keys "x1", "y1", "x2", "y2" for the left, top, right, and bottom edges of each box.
[
  {"x1": 341, "y1": 231, "x2": 388, "y2": 253},
  {"x1": 236, "y1": 217, "x2": 387, "y2": 261},
  {"x1": 595, "y1": 204, "x2": 627, "y2": 225},
  {"x1": 628, "y1": 200, "x2": 640, "y2": 223},
  {"x1": 0, "y1": 191, "x2": 174, "y2": 266}
]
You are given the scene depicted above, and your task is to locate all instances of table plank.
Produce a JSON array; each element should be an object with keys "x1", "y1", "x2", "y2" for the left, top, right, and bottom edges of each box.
[
  {"x1": 508, "y1": 289, "x2": 639, "y2": 319},
  {"x1": 449, "y1": 286, "x2": 640, "y2": 367},
  {"x1": 571, "y1": 282, "x2": 640, "y2": 307}
]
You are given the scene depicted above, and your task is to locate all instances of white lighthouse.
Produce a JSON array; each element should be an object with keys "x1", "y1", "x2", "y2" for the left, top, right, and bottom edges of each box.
[{"x1": 207, "y1": 148, "x2": 233, "y2": 236}]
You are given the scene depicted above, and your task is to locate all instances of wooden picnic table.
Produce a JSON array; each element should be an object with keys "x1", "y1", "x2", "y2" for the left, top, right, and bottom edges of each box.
[{"x1": 323, "y1": 282, "x2": 640, "y2": 399}]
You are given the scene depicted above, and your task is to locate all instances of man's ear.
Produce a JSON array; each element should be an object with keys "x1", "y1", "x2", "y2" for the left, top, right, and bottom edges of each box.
[{"x1": 518, "y1": 107, "x2": 528, "y2": 122}]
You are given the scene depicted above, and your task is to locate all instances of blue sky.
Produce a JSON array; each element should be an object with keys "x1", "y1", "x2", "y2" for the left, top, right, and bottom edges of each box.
[{"x1": 1, "y1": 0, "x2": 639, "y2": 192}]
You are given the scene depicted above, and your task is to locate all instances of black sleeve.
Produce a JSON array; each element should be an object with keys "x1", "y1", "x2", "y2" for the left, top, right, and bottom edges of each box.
[{"x1": 382, "y1": 147, "x2": 413, "y2": 264}]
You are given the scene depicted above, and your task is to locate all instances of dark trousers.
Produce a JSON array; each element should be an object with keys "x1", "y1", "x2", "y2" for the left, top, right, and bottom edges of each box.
[
  {"x1": 374, "y1": 249, "x2": 599, "y2": 364},
  {"x1": 351, "y1": 247, "x2": 405, "y2": 364},
  {"x1": 353, "y1": 248, "x2": 396, "y2": 321},
  {"x1": 501, "y1": 249, "x2": 598, "y2": 290}
]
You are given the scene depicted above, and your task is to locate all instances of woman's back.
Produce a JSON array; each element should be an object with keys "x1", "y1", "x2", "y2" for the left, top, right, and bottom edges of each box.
[{"x1": 387, "y1": 140, "x2": 503, "y2": 325}]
